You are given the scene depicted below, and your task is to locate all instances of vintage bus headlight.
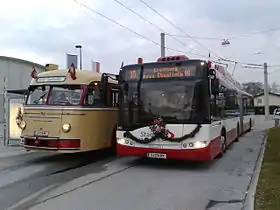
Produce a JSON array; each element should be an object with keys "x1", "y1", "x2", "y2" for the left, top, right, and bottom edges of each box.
[
  {"x1": 20, "y1": 121, "x2": 26, "y2": 130},
  {"x1": 62, "y1": 123, "x2": 71, "y2": 133}
]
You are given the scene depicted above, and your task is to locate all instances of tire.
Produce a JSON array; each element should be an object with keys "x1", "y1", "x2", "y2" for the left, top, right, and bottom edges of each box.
[
  {"x1": 248, "y1": 119, "x2": 252, "y2": 132},
  {"x1": 234, "y1": 124, "x2": 240, "y2": 142},
  {"x1": 217, "y1": 133, "x2": 227, "y2": 159},
  {"x1": 110, "y1": 126, "x2": 117, "y2": 154}
]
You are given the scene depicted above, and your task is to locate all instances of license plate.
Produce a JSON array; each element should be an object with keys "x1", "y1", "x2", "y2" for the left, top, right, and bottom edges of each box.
[
  {"x1": 147, "y1": 153, "x2": 167, "y2": 159},
  {"x1": 34, "y1": 131, "x2": 49, "y2": 136}
]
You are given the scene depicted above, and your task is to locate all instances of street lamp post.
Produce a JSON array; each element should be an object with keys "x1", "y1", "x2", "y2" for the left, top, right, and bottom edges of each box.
[{"x1": 75, "y1": 45, "x2": 82, "y2": 70}]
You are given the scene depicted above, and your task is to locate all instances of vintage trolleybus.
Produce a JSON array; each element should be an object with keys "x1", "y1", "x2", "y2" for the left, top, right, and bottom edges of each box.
[
  {"x1": 115, "y1": 56, "x2": 254, "y2": 161},
  {"x1": 20, "y1": 65, "x2": 119, "y2": 153}
]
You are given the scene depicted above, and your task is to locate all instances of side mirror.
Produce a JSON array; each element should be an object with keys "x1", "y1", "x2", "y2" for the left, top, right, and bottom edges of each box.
[
  {"x1": 209, "y1": 68, "x2": 216, "y2": 79},
  {"x1": 100, "y1": 73, "x2": 108, "y2": 105},
  {"x1": 211, "y1": 78, "x2": 220, "y2": 95},
  {"x1": 121, "y1": 82, "x2": 128, "y2": 95}
]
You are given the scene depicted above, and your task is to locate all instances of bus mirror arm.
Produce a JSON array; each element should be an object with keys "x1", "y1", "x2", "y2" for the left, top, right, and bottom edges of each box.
[
  {"x1": 211, "y1": 78, "x2": 219, "y2": 95},
  {"x1": 101, "y1": 73, "x2": 109, "y2": 105}
]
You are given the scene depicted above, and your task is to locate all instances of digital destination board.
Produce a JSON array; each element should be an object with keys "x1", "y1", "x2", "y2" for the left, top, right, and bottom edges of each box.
[
  {"x1": 125, "y1": 66, "x2": 197, "y2": 80},
  {"x1": 142, "y1": 66, "x2": 196, "y2": 79}
]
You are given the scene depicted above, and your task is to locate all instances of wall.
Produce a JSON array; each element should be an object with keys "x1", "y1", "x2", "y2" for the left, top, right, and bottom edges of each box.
[
  {"x1": 0, "y1": 56, "x2": 45, "y2": 142},
  {"x1": 254, "y1": 94, "x2": 280, "y2": 107}
]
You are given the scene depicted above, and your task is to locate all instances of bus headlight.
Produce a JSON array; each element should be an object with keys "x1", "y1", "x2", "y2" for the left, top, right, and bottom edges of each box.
[
  {"x1": 183, "y1": 141, "x2": 208, "y2": 149},
  {"x1": 117, "y1": 138, "x2": 134, "y2": 146},
  {"x1": 193, "y1": 141, "x2": 207, "y2": 148},
  {"x1": 19, "y1": 121, "x2": 26, "y2": 130},
  {"x1": 62, "y1": 123, "x2": 71, "y2": 133}
]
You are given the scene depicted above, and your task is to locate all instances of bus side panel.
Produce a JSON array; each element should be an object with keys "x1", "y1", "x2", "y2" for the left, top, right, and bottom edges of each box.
[
  {"x1": 61, "y1": 109, "x2": 118, "y2": 152},
  {"x1": 243, "y1": 115, "x2": 254, "y2": 132},
  {"x1": 222, "y1": 117, "x2": 239, "y2": 145},
  {"x1": 209, "y1": 122, "x2": 223, "y2": 159}
]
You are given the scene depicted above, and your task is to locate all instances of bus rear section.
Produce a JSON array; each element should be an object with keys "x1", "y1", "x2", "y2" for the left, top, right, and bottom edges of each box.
[{"x1": 116, "y1": 55, "x2": 253, "y2": 161}]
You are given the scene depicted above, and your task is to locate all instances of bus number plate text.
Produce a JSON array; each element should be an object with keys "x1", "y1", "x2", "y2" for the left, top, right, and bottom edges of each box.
[
  {"x1": 147, "y1": 153, "x2": 167, "y2": 159},
  {"x1": 34, "y1": 131, "x2": 49, "y2": 136}
]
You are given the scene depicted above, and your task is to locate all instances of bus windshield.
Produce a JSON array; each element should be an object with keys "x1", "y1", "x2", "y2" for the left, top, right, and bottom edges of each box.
[
  {"x1": 26, "y1": 85, "x2": 83, "y2": 105},
  {"x1": 140, "y1": 81, "x2": 195, "y2": 121},
  {"x1": 27, "y1": 85, "x2": 50, "y2": 105}
]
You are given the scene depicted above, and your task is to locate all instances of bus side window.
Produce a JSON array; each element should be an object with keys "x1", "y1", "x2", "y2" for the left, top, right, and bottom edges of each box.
[
  {"x1": 111, "y1": 89, "x2": 119, "y2": 107},
  {"x1": 84, "y1": 86, "x2": 103, "y2": 106}
]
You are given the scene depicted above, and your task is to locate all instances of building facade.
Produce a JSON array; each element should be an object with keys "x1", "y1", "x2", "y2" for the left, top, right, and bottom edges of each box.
[
  {"x1": 254, "y1": 92, "x2": 280, "y2": 115},
  {"x1": 0, "y1": 56, "x2": 45, "y2": 144}
]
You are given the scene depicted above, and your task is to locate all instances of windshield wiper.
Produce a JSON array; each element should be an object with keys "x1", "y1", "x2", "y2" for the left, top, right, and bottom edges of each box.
[{"x1": 33, "y1": 93, "x2": 47, "y2": 104}]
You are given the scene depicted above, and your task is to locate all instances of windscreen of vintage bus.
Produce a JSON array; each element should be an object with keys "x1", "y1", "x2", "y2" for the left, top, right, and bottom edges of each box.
[{"x1": 26, "y1": 85, "x2": 83, "y2": 105}]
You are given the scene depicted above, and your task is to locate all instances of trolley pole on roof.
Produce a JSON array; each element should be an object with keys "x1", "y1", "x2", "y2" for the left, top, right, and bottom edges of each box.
[
  {"x1": 160, "y1": 33, "x2": 165, "y2": 57},
  {"x1": 264, "y1": 62, "x2": 270, "y2": 120}
]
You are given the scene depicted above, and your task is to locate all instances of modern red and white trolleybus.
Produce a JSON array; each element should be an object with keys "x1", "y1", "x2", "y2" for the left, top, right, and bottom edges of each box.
[{"x1": 115, "y1": 55, "x2": 255, "y2": 161}]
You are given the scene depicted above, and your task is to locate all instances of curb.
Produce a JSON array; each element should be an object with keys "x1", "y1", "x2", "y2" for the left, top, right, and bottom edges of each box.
[{"x1": 243, "y1": 130, "x2": 268, "y2": 210}]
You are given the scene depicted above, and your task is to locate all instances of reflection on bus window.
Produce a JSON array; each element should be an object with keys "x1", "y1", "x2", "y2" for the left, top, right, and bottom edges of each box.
[
  {"x1": 27, "y1": 86, "x2": 50, "y2": 105},
  {"x1": 84, "y1": 86, "x2": 104, "y2": 106},
  {"x1": 48, "y1": 86, "x2": 82, "y2": 105}
]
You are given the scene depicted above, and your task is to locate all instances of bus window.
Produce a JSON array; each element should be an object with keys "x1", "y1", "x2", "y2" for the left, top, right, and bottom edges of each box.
[
  {"x1": 111, "y1": 88, "x2": 119, "y2": 107},
  {"x1": 84, "y1": 86, "x2": 104, "y2": 106},
  {"x1": 27, "y1": 85, "x2": 50, "y2": 105},
  {"x1": 48, "y1": 86, "x2": 82, "y2": 105}
]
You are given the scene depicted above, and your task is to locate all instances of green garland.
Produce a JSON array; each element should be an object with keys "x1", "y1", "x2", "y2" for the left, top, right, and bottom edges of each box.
[{"x1": 123, "y1": 124, "x2": 202, "y2": 144}]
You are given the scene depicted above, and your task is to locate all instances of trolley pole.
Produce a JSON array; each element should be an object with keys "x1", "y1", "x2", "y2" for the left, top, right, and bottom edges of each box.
[
  {"x1": 160, "y1": 33, "x2": 165, "y2": 57},
  {"x1": 264, "y1": 62, "x2": 270, "y2": 120}
]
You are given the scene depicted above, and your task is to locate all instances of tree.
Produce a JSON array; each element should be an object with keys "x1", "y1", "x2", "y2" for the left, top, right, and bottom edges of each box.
[
  {"x1": 270, "y1": 82, "x2": 279, "y2": 93},
  {"x1": 242, "y1": 82, "x2": 264, "y2": 96}
]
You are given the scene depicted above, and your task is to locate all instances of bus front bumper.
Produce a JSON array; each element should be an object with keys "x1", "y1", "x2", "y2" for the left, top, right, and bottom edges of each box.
[
  {"x1": 20, "y1": 136, "x2": 81, "y2": 151},
  {"x1": 117, "y1": 141, "x2": 219, "y2": 162}
]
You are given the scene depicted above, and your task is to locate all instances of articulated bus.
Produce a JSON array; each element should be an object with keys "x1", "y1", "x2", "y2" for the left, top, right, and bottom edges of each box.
[
  {"x1": 116, "y1": 55, "x2": 255, "y2": 161},
  {"x1": 19, "y1": 66, "x2": 119, "y2": 153}
]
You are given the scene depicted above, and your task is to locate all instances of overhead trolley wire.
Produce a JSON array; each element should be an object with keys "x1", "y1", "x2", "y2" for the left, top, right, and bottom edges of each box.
[
  {"x1": 138, "y1": 0, "x2": 223, "y2": 59},
  {"x1": 74, "y1": 0, "x2": 280, "y2": 68},
  {"x1": 166, "y1": 27, "x2": 280, "y2": 40},
  {"x1": 74, "y1": 0, "x2": 160, "y2": 46},
  {"x1": 111, "y1": 0, "x2": 206, "y2": 57},
  {"x1": 73, "y1": 0, "x2": 209, "y2": 58}
]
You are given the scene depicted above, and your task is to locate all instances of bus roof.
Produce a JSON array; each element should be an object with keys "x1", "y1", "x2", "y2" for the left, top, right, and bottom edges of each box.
[
  {"x1": 122, "y1": 58, "x2": 253, "y2": 98},
  {"x1": 30, "y1": 69, "x2": 118, "y2": 86},
  {"x1": 214, "y1": 64, "x2": 253, "y2": 98}
]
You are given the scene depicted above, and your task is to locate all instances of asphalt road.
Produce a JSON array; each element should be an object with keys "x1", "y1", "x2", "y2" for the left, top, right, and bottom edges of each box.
[
  {"x1": 0, "y1": 116, "x2": 273, "y2": 210},
  {"x1": 0, "y1": 147, "x2": 116, "y2": 210}
]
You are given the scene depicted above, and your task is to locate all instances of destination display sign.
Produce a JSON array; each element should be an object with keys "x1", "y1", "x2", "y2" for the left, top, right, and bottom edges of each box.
[
  {"x1": 124, "y1": 65, "x2": 197, "y2": 81},
  {"x1": 124, "y1": 69, "x2": 141, "y2": 81},
  {"x1": 142, "y1": 66, "x2": 196, "y2": 79}
]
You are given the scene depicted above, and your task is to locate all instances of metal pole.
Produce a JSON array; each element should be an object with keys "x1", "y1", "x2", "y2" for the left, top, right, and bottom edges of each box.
[
  {"x1": 160, "y1": 33, "x2": 165, "y2": 57},
  {"x1": 79, "y1": 47, "x2": 82, "y2": 70},
  {"x1": 3, "y1": 77, "x2": 6, "y2": 146},
  {"x1": 264, "y1": 62, "x2": 269, "y2": 120},
  {"x1": 239, "y1": 93, "x2": 244, "y2": 134}
]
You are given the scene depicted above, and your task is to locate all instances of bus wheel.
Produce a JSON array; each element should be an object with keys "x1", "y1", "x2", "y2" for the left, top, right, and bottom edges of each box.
[
  {"x1": 248, "y1": 119, "x2": 252, "y2": 132},
  {"x1": 217, "y1": 133, "x2": 227, "y2": 159},
  {"x1": 234, "y1": 124, "x2": 240, "y2": 142},
  {"x1": 110, "y1": 127, "x2": 117, "y2": 154}
]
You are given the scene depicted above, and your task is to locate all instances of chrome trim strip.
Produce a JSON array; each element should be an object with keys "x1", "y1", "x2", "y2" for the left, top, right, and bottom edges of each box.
[
  {"x1": 23, "y1": 145, "x2": 80, "y2": 150},
  {"x1": 24, "y1": 106, "x2": 118, "y2": 111},
  {"x1": 23, "y1": 136, "x2": 80, "y2": 141},
  {"x1": 27, "y1": 116, "x2": 60, "y2": 119}
]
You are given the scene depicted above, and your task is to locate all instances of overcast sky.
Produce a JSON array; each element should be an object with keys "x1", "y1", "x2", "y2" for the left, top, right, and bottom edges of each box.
[{"x1": 0, "y1": 0, "x2": 280, "y2": 84}]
